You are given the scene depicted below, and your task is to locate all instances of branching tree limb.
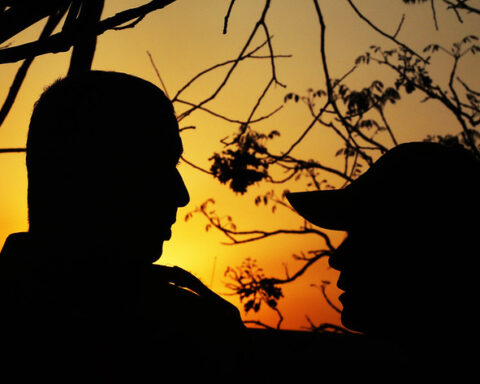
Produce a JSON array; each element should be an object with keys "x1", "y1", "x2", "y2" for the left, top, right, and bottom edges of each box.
[
  {"x1": 0, "y1": 0, "x2": 177, "y2": 65},
  {"x1": 1, "y1": 0, "x2": 479, "y2": 332},
  {"x1": 347, "y1": 0, "x2": 429, "y2": 64},
  {"x1": 67, "y1": 0, "x2": 105, "y2": 75},
  {"x1": 0, "y1": 4, "x2": 69, "y2": 127}
]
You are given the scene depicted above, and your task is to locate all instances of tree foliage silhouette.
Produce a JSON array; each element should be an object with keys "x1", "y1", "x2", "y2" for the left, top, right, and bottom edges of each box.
[{"x1": 186, "y1": 0, "x2": 480, "y2": 330}]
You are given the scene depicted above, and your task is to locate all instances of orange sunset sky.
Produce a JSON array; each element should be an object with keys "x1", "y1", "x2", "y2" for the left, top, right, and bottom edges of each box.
[{"x1": 1, "y1": 0, "x2": 478, "y2": 330}]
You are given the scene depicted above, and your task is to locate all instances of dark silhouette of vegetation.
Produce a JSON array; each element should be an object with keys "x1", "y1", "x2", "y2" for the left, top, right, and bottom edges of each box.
[
  {"x1": 187, "y1": 0, "x2": 480, "y2": 329},
  {"x1": 1, "y1": 0, "x2": 479, "y2": 335}
]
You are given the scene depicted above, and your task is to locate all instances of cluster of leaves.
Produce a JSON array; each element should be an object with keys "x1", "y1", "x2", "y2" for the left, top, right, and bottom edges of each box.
[
  {"x1": 354, "y1": 36, "x2": 480, "y2": 155},
  {"x1": 356, "y1": 45, "x2": 434, "y2": 96},
  {"x1": 253, "y1": 189, "x2": 284, "y2": 214},
  {"x1": 209, "y1": 125, "x2": 280, "y2": 194},
  {"x1": 184, "y1": 197, "x2": 237, "y2": 231},
  {"x1": 224, "y1": 258, "x2": 283, "y2": 313},
  {"x1": 283, "y1": 79, "x2": 400, "y2": 180},
  {"x1": 425, "y1": 130, "x2": 480, "y2": 148},
  {"x1": 286, "y1": 80, "x2": 400, "y2": 118},
  {"x1": 338, "y1": 80, "x2": 401, "y2": 117},
  {"x1": 284, "y1": 89, "x2": 326, "y2": 104}
]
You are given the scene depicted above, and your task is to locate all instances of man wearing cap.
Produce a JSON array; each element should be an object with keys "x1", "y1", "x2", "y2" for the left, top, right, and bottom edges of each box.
[
  {"x1": 0, "y1": 71, "x2": 246, "y2": 377},
  {"x1": 287, "y1": 142, "x2": 480, "y2": 360}
]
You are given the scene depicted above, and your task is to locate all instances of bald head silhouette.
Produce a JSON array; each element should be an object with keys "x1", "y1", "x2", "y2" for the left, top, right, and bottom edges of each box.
[{"x1": 27, "y1": 70, "x2": 189, "y2": 264}]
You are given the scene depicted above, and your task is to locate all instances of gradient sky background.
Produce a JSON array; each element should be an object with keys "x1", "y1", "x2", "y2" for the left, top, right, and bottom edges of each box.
[{"x1": 1, "y1": 0, "x2": 478, "y2": 330}]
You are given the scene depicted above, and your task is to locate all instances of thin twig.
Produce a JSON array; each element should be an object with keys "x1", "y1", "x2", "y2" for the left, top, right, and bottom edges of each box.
[
  {"x1": 223, "y1": 0, "x2": 237, "y2": 34},
  {"x1": 393, "y1": 14, "x2": 406, "y2": 38},
  {"x1": 319, "y1": 283, "x2": 342, "y2": 313},
  {"x1": 175, "y1": 0, "x2": 278, "y2": 119},
  {"x1": 0, "y1": 4, "x2": 69, "y2": 127},
  {"x1": 314, "y1": 0, "x2": 388, "y2": 155},
  {"x1": 243, "y1": 320, "x2": 276, "y2": 330},
  {"x1": 112, "y1": 15, "x2": 145, "y2": 30},
  {"x1": 0, "y1": 148, "x2": 26, "y2": 153},
  {"x1": 443, "y1": 0, "x2": 480, "y2": 16},
  {"x1": 266, "y1": 251, "x2": 332, "y2": 286},
  {"x1": 346, "y1": 0, "x2": 429, "y2": 64},
  {"x1": 431, "y1": 0, "x2": 439, "y2": 30},
  {"x1": 180, "y1": 155, "x2": 213, "y2": 175},
  {"x1": 457, "y1": 76, "x2": 480, "y2": 96},
  {"x1": 147, "y1": 50, "x2": 170, "y2": 99},
  {"x1": 172, "y1": 39, "x2": 272, "y2": 102},
  {"x1": 261, "y1": 26, "x2": 286, "y2": 87},
  {"x1": 272, "y1": 99, "x2": 331, "y2": 162},
  {"x1": 175, "y1": 98, "x2": 283, "y2": 125}
]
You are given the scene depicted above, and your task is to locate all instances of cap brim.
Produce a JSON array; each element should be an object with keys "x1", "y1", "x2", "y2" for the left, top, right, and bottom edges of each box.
[{"x1": 285, "y1": 190, "x2": 354, "y2": 231}]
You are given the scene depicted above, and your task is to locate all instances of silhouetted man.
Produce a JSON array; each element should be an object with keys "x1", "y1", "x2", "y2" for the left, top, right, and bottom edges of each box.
[
  {"x1": 0, "y1": 71, "x2": 245, "y2": 377},
  {"x1": 286, "y1": 142, "x2": 480, "y2": 360}
]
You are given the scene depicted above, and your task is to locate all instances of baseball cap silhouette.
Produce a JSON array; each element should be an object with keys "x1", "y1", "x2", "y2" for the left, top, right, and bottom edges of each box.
[{"x1": 286, "y1": 142, "x2": 480, "y2": 230}]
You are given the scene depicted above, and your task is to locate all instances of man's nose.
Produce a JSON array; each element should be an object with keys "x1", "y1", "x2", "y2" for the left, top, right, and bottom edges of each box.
[
  {"x1": 329, "y1": 238, "x2": 347, "y2": 271},
  {"x1": 175, "y1": 170, "x2": 190, "y2": 207},
  {"x1": 328, "y1": 251, "x2": 340, "y2": 271}
]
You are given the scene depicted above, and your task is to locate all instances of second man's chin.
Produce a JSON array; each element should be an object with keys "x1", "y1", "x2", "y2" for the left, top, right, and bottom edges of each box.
[{"x1": 125, "y1": 239, "x2": 164, "y2": 265}]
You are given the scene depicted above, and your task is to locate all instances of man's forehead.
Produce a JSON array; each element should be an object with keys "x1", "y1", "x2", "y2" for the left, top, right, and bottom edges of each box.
[
  {"x1": 148, "y1": 127, "x2": 182, "y2": 161},
  {"x1": 172, "y1": 134, "x2": 183, "y2": 159}
]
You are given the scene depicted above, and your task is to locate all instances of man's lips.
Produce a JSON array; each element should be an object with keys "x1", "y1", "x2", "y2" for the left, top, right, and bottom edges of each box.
[
  {"x1": 162, "y1": 219, "x2": 176, "y2": 240},
  {"x1": 336, "y1": 274, "x2": 347, "y2": 291}
]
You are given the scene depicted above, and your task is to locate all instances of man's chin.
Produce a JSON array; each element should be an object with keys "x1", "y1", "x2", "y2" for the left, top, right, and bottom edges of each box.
[
  {"x1": 340, "y1": 300, "x2": 373, "y2": 334},
  {"x1": 148, "y1": 241, "x2": 164, "y2": 263},
  {"x1": 129, "y1": 239, "x2": 164, "y2": 264}
]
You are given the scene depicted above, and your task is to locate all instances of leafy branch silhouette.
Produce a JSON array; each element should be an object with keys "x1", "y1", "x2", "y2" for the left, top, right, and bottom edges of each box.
[
  {"x1": 1, "y1": 0, "x2": 479, "y2": 332},
  {"x1": 183, "y1": 0, "x2": 480, "y2": 329}
]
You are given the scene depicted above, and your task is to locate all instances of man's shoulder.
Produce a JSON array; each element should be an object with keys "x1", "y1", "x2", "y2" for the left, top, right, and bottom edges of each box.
[
  {"x1": 0, "y1": 233, "x2": 32, "y2": 282},
  {"x1": 140, "y1": 265, "x2": 244, "y2": 329}
]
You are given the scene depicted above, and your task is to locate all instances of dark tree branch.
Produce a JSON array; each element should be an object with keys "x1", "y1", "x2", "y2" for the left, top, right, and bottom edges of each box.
[
  {"x1": 314, "y1": 0, "x2": 389, "y2": 157},
  {"x1": 443, "y1": 0, "x2": 480, "y2": 16},
  {"x1": 261, "y1": 26, "x2": 286, "y2": 87},
  {"x1": 393, "y1": 13, "x2": 406, "y2": 37},
  {"x1": 315, "y1": 282, "x2": 342, "y2": 313},
  {"x1": 175, "y1": 0, "x2": 279, "y2": 120},
  {"x1": 223, "y1": 0, "x2": 237, "y2": 34},
  {"x1": 273, "y1": 99, "x2": 332, "y2": 162},
  {"x1": 0, "y1": 4, "x2": 69, "y2": 127},
  {"x1": 172, "y1": 39, "x2": 279, "y2": 103},
  {"x1": 368, "y1": 43, "x2": 480, "y2": 156},
  {"x1": 175, "y1": 98, "x2": 283, "y2": 125},
  {"x1": 242, "y1": 320, "x2": 276, "y2": 330},
  {"x1": 431, "y1": 0, "x2": 439, "y2": 30},
  {"x1": 346, "y1": 0, "x2": 429, "y2": 64},
  {"x1": 267, "y1": 250, "x2": 332, "y2": 286},
  {"x1": 180, "y1": 156, "x2": 213, "y2": 175},
  {"x1": 0, "y1": 148, "x2": 26, "y2": 153},
  {"x1": 147, "y1": 50, "x2": 170, "y2": 99},
  {"x1": 112, "y1": 15, "x2": 145, "y2": 30},
  {"x1": 457, "y1": 76, "x2": 480, "y2": 97},
  {"x1": 68, "y1": 0, "x2": 105, "y2": 75},
  {"x1": 0, "y1": 0, "x2": 70, "y2": 45},
  {"x1": 63, "y1": 0, "x2": 82, "y2": 32},
  {"x1": 191, "y1": 199, "x2": 335, "y2": 248},
  {"x1": 304, "y1": 318, "x2": 350, "y2": 333},
  {"x1": 0, "y1": 0, "x2": 177, "y2": 64}
]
